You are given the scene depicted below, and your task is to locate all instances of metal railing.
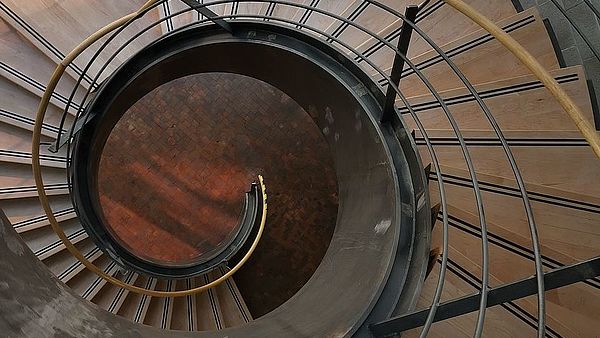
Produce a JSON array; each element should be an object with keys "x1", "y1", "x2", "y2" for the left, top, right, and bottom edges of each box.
[{"x1": 26, "y1": 0, "x2": 600, "y2": 335}]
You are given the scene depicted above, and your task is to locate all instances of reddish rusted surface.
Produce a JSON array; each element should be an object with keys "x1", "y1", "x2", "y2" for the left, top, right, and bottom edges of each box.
[{"x1": 98, "y1": 73, "x2": 338, "y2": 315}]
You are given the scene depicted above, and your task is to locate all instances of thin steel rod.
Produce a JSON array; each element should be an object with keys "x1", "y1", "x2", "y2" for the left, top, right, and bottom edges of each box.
[{"x1": 369, "y1": 256, "x2": 600, "y2": 336}]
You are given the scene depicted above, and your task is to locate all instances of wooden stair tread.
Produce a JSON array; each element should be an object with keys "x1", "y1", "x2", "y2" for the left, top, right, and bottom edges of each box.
[
  {"x1": 420, "y1": 140, "x2": 600, "y2": 197},
  {"x1": 290, "y1": 0, "x2": 357, "y2": 35},
  {"x1": 440, "y1": 203, "x2": 590, "y2": 266},
  {"x1": 427, "y1": 179, "x2": 600, "y2": 262},
  {"x1": 168, "y1": 0, "x2": 196, "y2": 31},
  {"x1": 0, "y1": 195, "x2": 74, "y2": 233},
  {"x1": 404, "y1": 265, "x2": 537, "y2": 337},
  {"x1": 326, "y1": 0, "x2": 419, "y2": 49},
  {"x1": 395, "y1": 8, "x2": 559, "y2": 97},
  {"x1": 0, "y1": 17, "x2": 87, "y2": 109},
  {"x1": 429, "y1": 223, "x2": 599, "y2": 337},
  {"x1": 434, "y1": 163, "x2": 600, "y2": 206},
  {"x1": 0, "y1": 0, "x2": 162, "y2": 79},
  {"x1": 212, "y1": 268, "x2": 252, "y2": 328},
  {"x1": 143, "y1": 279, "x2": 176, "y2": 329},
  {"x1": 401, "y1": 66, "x2": 594, "y2": 133},
  {"x1": 65, "y1": 255, "x2": 112, "y2": 294},
  {"x1": 364, "y1": 0, "x2": 517, "y2": 75},
  {"x1": 0, "y1": 76, "x2": 71, "y2": 136}
]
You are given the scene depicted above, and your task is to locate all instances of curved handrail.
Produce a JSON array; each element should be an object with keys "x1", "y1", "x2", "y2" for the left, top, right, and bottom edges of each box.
[
  {"x1": 32, "y1": 0, "x2": 266, "y2": 297},
  {"x1": 33, "y1": 17, "x2": 268, "y2": 294}
]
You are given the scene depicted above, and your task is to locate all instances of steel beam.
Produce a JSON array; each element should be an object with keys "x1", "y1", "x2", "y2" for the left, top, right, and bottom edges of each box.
[
  {"x1": 179, "y1": 0, "x2": 233, "y2": 33},
  {"x1": 381, "y1": 5, "x2": 419, "y2": 123},
  {"x1": 370, "y1": 256, "x2": 600, "y2": 337}
]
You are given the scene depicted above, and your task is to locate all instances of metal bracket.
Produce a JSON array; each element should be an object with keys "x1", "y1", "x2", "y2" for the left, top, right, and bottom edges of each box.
[
  {"x1": 48, "y1": 113, "x2": 97, "y2": 153},
  {"x1": 179, "y1": 0, "x2": 234, "y2": 34}
]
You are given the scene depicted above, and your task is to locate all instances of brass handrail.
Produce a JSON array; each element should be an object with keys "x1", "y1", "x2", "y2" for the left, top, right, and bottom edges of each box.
[{"x1": 32, "y1": 0, "x2": 267, "y2": 296}]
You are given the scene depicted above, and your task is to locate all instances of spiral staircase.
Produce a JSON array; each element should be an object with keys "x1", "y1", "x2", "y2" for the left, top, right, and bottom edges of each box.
[{"x1": 0, "y1": 0, "x2": 599, "y2": 337}]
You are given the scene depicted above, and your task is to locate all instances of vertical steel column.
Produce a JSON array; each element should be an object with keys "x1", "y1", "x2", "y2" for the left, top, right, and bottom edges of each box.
[{"x1": 381, "y1": 5, "x2": 419, "y2": 123}]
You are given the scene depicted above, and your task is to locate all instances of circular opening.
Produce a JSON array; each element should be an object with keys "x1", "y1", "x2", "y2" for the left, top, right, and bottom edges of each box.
[
  {"x1": 96, "y1": 72, "x2": 339, "y2": 314},
  {"x1": 72, "y1": 24, "x2": 424, "y2": 332}
]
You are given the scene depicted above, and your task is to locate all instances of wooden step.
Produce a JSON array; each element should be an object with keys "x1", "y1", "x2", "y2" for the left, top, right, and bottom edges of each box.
[
  {"x1": 65, "y1": 255, "x2": 114, "y2": 297},
  {"x1": 361, "y1": 0, "x2": 517, "y2": 74},
  {"x1": 143, "y1": 279, "x2": 176, "y2": 329},
  {"x1": 0, "y1": 76, "x2": 72, "y2": 138},
  {"x1": 428, "y1": 207, "x2": 600, "y2": 337},
  {"x1": 171, "y1": 278, "x2": 201, "y2": 331},
  {"x1": 325, "y1": 0, "x2": 419, "y2": 50},
  {"x1": 163, "y1": 0, "x2": 230, "y2": 33},
  {"x1": 160, "y1": 0, "x2": 193, "y2": 33},
  {"x1": 132, "y1": 277, "x2": 159, "y2": 324},
  {"x1": 259, "y1": 1, "x2": 303, "y2": 25},
  {"x1": 158, "y1": 1, "x2": 180, "y2": 34},
  {"x1": 434, "y1": 162, "x2": 600, "y2": 212},
  {"x1": 0, "y1": 162, "x2": 68, "y2": 200},
  {"x1": 41, "y1": 237, "x2": 96, "y2": 273},
  {"x1": 92, "y1": 270, "x2": 140, "y2": 313},
  {"x1": 426, "y1": 166, "x2": 600, "y2": 262},
  {"x1": 418, "y1": 130, "x2": 600, "y2": 198},
  {"x1": 390, "y1": 8, "x2": 559, "y2": 97},
  {"x1": 0, "y1": 67, "x2": 80, "y2": 116},
  {"x1": 292, "y1": 0, "x2": 357, "y2": 35},
  {"x1": 196, "y1": 272, "x2": 225, "y2": 330},
  {"x1": 400, "y1": 66, "x2": 594, "y2": 133},
  {"x1": 437, "y1": 203, "x2": 584, "y2": 273},
  {"x1": 223, "y1": 2, "x2": 267, "y2": 22},
  {"x1": 0, "y1": 148, "x2": 67, "y2": 169},
  {"x1": 18, "y1": 218, "x2": 86, "y2": 260},
  {"x1": 0, "y1": 195, "x2": 75, "y2": 233},
  {"x1": 212, "y1": 267, "x2": 252, "y2": 328},
  {"x1": 0, "y1": 0, "x2": 162, "y2": 80},
  {"x1": 51, "y1": 241, "x2": 103, "y2": 283},
  {"x1": 0, "y1": 122, "x2": 68, "y2": 167},
  {"x1": 117, "y1": 276, "x2": 158, "y2": 323},
  {"x1": 0, "y1": 18, "x2": 87, "y2": 112}
]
